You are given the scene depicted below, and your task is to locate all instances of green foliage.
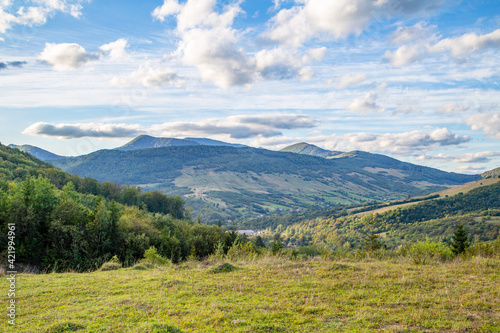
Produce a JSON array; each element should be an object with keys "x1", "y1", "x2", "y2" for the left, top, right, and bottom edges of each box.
[
  {"x1": 141, "y1": 246, "x2": 171, "y2": 267},
  {"x1": 210, "y1": 262, "x2": 237, "y2": 273},
  {"x1": 451, "y1": 222, "x2": 470, "y2": 255},
  {"x1": 400, "y1": 239, "x2": 454, "y2": 265},
  {"x1": 45, "y1": 322, "x2": 86, "y2": 332}
]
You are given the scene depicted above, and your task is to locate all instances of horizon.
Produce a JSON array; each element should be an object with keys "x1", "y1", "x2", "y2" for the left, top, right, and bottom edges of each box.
[{"x1": 1, "y1": 0, "x2": 500, "y2": 174}]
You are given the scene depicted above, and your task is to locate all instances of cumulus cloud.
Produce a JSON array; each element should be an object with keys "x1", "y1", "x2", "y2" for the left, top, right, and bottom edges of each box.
[
  {"x1": 429, "y1": 29, "x2": 500, "y2": 58},
  {"x1": 465, "y1": 112, "x2": 500, "y2": 139},
  {"x1": 151, "y1": 114, "x2": 317, "y2": 139},
  {"x1": 99, "y1": 38, "x2": 129, "y2": 60},
  {"x1": 153, "y1": 0, "x2": 253, "y2": 89},
  {"x1": 416, "y1": 151, "x2": 500, "y2": 163},
  {"x1": 437, "y1": 102, "x2": 470, "y2": 114},
  {"x1": 264, "y1": 0, "x2": 445, "y2": 47},
  {"x1": 0, "y1": 60, "x2": 27, "y2": 70},
  {"x1": 385, "y1": 28, "x2": 500, "y2": 66},
  {"x1": 335, "y1": 73, "x2": 367, "y2": 89},
  {"x1": 0, "y1": 0, "x2": 85, "y2": 33},
  {"x1": 38, "y1": 42, "x2": 96, "y2": 70},
  {"x1": 253, "y1": 128, "x2": 470, "y2": 156},
  {"x1": 384, "y1": 45, "x2": 426, "y2": 67},
  {"x1": 152, "y1": 0, "x2": 324, "y2": 88},
  {"x1": 347, "y1": 92, "x2": 384, "y2": 113},
  {"x1": 23, "y1": 122, "x2": 147, "y2": 139},
  {"x1": 111, "y1": 61, "x2": 184, "y2": 87},
  {"x1": 38, "y1": 39, "x2": 130, "y2": 70}
]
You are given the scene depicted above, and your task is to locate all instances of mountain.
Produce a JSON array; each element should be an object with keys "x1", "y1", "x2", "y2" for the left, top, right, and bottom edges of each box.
[
  {"x1": 185, "y1": 137, "x2": 247, "y2": 147},
  {"x1": 280, "y1": 142, "x2": 342, "y2": 159},
  {"x1": 50, "y1": 144, "x2": 479, "y2": 221},
  {"x1": 117, "y1": 135, "x2": 246, "y2": 151},
  {"x1": 8, "y1": 144, "x2": 63, "y2": 161},
  {"x1": 482, "y1": 167, "x2": 500, "y2": 179}
]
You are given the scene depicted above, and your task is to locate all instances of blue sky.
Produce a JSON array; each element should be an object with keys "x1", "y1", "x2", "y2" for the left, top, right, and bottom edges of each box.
[{"x1": 1, "y1": 0, "x2": 499, "y2": 173}]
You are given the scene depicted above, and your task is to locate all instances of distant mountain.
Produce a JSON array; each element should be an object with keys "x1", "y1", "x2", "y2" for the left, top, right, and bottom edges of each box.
[
  {"x1": 117, "y1": 135, "x2": 246, "y2": 151},
  {"x1": 281, "y1": 142, "x2": 342, "y2": 159},
  {"x1": 185, "y1": 137, "x2": 247, "y2": 147},
  {"x1": 51, "y1": 144, "x2": 479, "y2": 221},
  {"x1": 482, "y1": 167, "x2": 500, "y2": 179},
  {"x1": 8, "y1": 144, "x2": 63, "y2": 161}
]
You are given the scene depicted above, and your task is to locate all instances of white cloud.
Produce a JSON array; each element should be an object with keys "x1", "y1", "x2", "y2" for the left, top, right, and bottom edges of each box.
[
  {"x1": 465, "y1": 112, "x2": 500, "y2": 139},
  {"x1": 150, "y1": 114, "x2": 317, "y2": 139},
  {"x1": 385, "y1": 28, "x2": 500, "y2": 66},
  {"x1": 111, "y1": 61, "x2": 184, "y2": 87},
  {"x1": 416, "y1": 151, "x2": 500, "y2": 163},
  {"x1": 38, "y1": 42, "x2": 96, "y2": 70},
  {"x1": 436, "y1": 102, "x2": 470, "y2": 114},
  {"x1": 38, "y1": 39, "x2": 130, "y2": 70},
  {"x1": 347, "y1": 92, "x2": 384, "y2": 113},
  {"x1": 384, "y1": 45, "x2": 426, "y2": 67},
  {"x1": 253, "y1": 127, "x2": 471, "y2": 156},
  {"x1": 99, "y1": 38, "x2": 129, "y2": 61},
  {"x1": 430, "y1": 29, "x2": 500, "y2": 58},
  {"x1": 154, "y1": 0, "x2": 253, "y2": 89},
  {"x1": 264, "y1": 0, "x2": 445, "y2": 47},
  {"x1": 390, "y1": 22, "x2": 433, "y2": 44},
  {"x1": 335, "y1": 73, "x2": 367, "y2": 89},
  {"x1": 0, "y1": 0, "x2": 85, "y2": 34},
  {"x1": 23, "y1": 122, "x2": 147, "y2": 139}
]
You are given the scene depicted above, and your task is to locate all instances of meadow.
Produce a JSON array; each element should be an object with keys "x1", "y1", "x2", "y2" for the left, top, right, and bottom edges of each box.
[{"x1": 2, "y1": 254, "x2": 499, "y2": 333}]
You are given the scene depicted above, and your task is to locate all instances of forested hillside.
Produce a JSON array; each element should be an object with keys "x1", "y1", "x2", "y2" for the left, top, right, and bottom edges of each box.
[
  {"x1": 48, "y1": 144, "x2": 479, "y2": 221},
  {"x1": 271, "y1": 181, "x2": 500, "y2": 249},
  {"x1": 0, "y1": 144, "x2": 234, "y2": 271}
]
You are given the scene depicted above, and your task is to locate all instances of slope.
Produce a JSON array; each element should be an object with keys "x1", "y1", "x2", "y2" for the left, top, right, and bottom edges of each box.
[
  {"x1": 8, "y1": 144, "x2": 63, "y2": 161},
  {"x1": 50, "y1": 145, "x2": 479, "y2": 220},
  {"x1": 280, "y1": 142, "x2": 342, "y2": 158}
]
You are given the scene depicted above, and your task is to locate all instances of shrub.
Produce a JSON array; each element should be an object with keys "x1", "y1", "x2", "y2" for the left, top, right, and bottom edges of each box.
[
  {"x1": 100, "y1": 255, "x2": 122, "y2": 271},
  {"x1": 401, "y1": 240, "x2": 454, "y2": 265},
  {"x1": 465, "y1": 237, "x2": 500, "y2": 258},
  {"x1": 226, "y1": 239, "x2": 259, "y2": 261},
  {"x1": 210, "y1": 263, "x2": 237, "y2": 274},
  {"x1": 140, "y1": 246, "x2": 172, "y2": 268}
]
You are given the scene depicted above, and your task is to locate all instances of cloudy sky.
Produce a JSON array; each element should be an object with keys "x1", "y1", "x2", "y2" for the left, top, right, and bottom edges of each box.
[{"x1": 1, "y1": 0, "x2": 499, "y2": 173}]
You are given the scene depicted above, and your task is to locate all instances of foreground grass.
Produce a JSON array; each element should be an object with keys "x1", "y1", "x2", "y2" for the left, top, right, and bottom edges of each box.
[{"x1": 1, "y1": 256, "x2": 499, "y2": 332}]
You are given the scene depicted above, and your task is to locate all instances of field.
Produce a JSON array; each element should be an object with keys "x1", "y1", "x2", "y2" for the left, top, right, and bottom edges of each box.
[{"x1": 2, "y1": 256, "x2": 500, "y2": 332}]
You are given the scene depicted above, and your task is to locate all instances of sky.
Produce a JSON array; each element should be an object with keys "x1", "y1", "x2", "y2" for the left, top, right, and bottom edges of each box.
[{"x1": 1, "y1": 0, "x2": 499, "y2": 174}]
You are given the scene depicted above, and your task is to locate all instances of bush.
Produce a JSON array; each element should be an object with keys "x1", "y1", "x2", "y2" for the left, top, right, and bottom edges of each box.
[
  {"x1": 210, "y1": 263, "x2": 237, "y2": 274},
  {"x1": 465, "y1": 237, "x2": 500, "y2": 258},
  {"x1": 140, "y1": 246, "x2": 171, "y2": 267},
  {"x1": 401, "y1": 240, "x2": 454, "y2": 265},
  {"x1": 100, "y1": 255, "x2": 122, "y2": 271},
  {"x1": 226, "y1": 239, "x2": 259, "y2": 261}
]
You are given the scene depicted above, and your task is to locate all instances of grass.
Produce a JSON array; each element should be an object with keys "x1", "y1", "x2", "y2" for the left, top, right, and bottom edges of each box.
[{"x1": 1, "y1": 256, "x2": 499, "y2": 332}]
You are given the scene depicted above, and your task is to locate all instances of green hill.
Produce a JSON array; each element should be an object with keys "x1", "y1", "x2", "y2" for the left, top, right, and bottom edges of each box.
[
  {"x1": 117, "y1": 135, "x2": 246, "y2": 151},
  {"x1": 482, "y1": 167, "x2": 500, "y2": 179},
  {"x1": 8, "y1": 144, "x2": 63, "y2": 161},
  {"x1": 49, "y1": 144, "x2": 479, "y2": 221}
]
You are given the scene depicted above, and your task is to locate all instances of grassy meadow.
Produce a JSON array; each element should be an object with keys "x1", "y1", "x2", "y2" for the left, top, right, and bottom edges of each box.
[{"x1": 2, "y1": 255, "x2": 499, "y2": 332}]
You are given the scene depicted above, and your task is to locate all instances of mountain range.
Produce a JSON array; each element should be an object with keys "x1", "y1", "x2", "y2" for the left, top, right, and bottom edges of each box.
[{"x1": 9, "y1": 136, "x2": 481, "y2": 221}]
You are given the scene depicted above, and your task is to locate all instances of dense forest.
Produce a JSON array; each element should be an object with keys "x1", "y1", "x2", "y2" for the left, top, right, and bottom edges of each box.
[{"x1": 0, "y1": 144, "x2": 236, "y2": 271}]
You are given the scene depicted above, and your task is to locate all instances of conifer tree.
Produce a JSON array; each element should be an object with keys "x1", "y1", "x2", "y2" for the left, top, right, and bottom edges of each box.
[{"x1": 451, "y1": 222, "x2": 470, "y2": 255}]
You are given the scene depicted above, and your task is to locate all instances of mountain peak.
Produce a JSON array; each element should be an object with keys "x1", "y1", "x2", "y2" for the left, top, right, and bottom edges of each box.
[
  {"x1": 280, "y1": 142, "x2": 343, "y2": 159},
  {"x1": 117, "y1": 135, "x2": 246, "y2": 151}
]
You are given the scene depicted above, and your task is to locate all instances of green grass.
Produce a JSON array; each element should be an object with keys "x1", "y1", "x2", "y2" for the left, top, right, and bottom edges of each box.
[{"x1": 2, "y1": 256, "x2": 499, "y2": 332}]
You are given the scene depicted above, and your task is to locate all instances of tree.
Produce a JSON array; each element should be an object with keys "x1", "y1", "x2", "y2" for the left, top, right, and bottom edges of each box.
[
  {"x1": 255, "y1": 235, "x2": 266, "y2": 248},
  {"x1": 451, "y1": 222, "x2": 469, "y2": 255},
  {"x1": 363, "y1": 213, "x2": 383, "y2": 255}
]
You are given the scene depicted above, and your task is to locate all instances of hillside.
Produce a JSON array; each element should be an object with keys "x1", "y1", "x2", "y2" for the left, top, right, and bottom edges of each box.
[
  {"x1": 280, "y1": 142, "x2": 342, "y2": 158},
  {"x1": 8, "y1": 144, "x2": 63, "y2": 161},
  {"x1": 483, "y1": 167, "x2": 500, "y2": 179},
  {"x1": 117, "y1": 135, "x2": 246, "y2": 151},
  {"x1": 48, "y1": 144, "x2": 479, "y2": 221}
]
